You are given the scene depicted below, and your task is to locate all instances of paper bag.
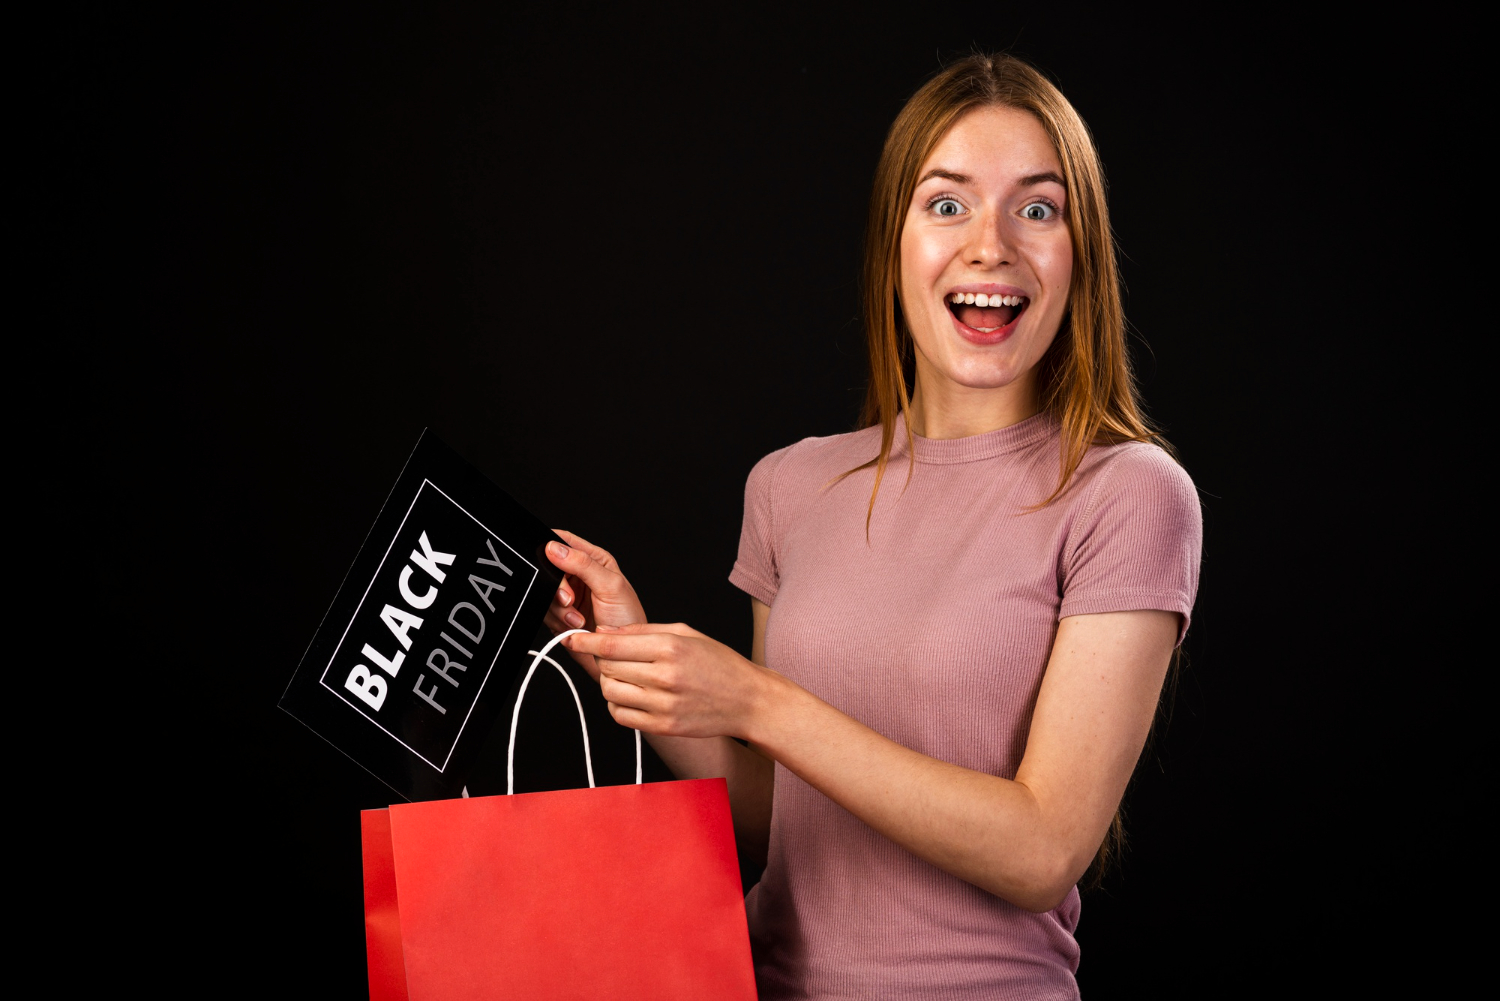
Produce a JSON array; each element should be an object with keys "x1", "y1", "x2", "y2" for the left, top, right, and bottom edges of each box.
[{"x1": 360, "y1": 633, "x2": 757, "y2": 999}]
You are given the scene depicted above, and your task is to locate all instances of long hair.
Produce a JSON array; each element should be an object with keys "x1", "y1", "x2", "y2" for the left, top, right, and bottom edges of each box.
[
  {"x1": 851, "y1": 53, "x2": 1169, "y2": 528},
  {"x1": 853, "y1": 53, "x2": 1175, "y2": 887}
]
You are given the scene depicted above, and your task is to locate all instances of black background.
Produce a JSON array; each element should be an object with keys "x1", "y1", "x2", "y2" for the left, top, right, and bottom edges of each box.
[{"x1": 87, "y1": 3, "x2": 1465, "y2": 995}]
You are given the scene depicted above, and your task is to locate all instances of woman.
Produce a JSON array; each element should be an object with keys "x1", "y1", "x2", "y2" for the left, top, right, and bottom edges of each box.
[{"x1": 544, "y1": 53, "x2": 1200, "y2": 999}]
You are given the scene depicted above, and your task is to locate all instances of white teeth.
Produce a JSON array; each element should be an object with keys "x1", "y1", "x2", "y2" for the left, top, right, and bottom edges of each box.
[{"x1": 950, "y1": 293, "x2": 1025, "y2": 306}]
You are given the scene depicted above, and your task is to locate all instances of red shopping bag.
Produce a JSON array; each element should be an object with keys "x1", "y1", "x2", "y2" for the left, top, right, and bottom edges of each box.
[{"x1": 360, "y1": 632, "x2": 757, "y2": 1000}]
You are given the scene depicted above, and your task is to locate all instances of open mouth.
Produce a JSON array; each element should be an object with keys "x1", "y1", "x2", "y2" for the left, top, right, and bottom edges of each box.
[{"x1": 947, "y1": 292, "x2": 1029, "y2": 334}]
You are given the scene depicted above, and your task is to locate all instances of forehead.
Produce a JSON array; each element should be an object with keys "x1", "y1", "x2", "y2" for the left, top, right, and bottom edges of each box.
[{"x1": 918, "y1": 105, "x2": 1062, "y2": 182}]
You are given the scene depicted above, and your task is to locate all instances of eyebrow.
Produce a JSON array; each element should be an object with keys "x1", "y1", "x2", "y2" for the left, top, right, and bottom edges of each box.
[
  {"x1": 916, "y1": 168, "x2": 1066, "y2": 188},
  {"x1": 1020, "y1": 171, "x2": 1066, "y2": 188},
  {"x1": 917, "y1": 168, "x2": 972, "y2": 185}
]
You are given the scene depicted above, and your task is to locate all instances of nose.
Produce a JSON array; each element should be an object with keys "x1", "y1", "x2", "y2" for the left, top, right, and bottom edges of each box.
[{"x1": 966, "y1": 205, "x2": 1014, "y2": 268}]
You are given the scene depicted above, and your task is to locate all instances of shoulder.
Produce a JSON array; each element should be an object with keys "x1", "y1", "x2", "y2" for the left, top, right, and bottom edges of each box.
[
  {"x1": 1075, "y1": 441, "x2": 1198, "y2": 517},
  {"x1": 744, "y1": 425, "x2": 884, "y2": 500},
  {"x1": 733, "y1": 428, "x2": 881, "y2": 600},
  {"x1": 1063, "y1": 440, "x2": 1202, "y2": 567},
  {"x1": 740, "y1": 426, "x2": 883, "y2": 547},
  {"x1": 1059, "y1": 440, "x2": 1203, "y2": 634}
]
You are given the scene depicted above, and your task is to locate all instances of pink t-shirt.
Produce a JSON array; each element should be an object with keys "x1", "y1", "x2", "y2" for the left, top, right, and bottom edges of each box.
[{"x1": 729, "y1": 414, "x2": 1202, "y2": 1001}]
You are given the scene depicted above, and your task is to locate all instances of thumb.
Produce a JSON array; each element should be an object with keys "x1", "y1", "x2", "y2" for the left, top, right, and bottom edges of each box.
[{"x1": 547, "y1": 539, "x2": 629, "y2": 598}]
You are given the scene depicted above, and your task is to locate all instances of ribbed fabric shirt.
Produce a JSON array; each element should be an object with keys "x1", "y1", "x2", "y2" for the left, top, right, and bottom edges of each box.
[{"x1": 728, "y1": 413, "x2": 1202, "y2": 1001}]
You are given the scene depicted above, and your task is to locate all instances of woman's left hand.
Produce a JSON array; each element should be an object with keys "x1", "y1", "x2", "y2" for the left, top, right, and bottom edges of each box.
[{"x1": 563, "y1": 623, "x2": 772, "y2": 739}]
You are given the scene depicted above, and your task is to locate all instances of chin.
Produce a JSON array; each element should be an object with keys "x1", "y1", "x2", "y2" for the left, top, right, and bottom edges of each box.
[{"x1": 947, "y1": 359, "x2": 1028, "y2": 390}]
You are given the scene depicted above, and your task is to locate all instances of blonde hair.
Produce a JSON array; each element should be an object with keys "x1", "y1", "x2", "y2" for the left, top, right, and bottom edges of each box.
[{"x1": 851, "y1": 53, "x2": 1169, "y2": 529}]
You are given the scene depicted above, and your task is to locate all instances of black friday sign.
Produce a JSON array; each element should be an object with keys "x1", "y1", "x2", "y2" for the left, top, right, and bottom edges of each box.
[{"x1": 280, "y1": 432, "x2": 564, "y2": 802}]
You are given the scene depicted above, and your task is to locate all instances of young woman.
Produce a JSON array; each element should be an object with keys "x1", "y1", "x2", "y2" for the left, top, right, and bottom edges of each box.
[{"x1": 543, "y1": 53, "x2": 1201, "y2": 1000}]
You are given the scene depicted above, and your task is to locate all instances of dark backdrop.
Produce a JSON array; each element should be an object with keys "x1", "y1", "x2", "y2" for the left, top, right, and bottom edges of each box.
[{"x1": 99, "y1": 4, "x2": 1452, "y2": 995}]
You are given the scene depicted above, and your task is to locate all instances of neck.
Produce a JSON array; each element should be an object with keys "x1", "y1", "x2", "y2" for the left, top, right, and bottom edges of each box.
[{"x1": 907, "y1": 372, "x2": 1040, "y2": 440}]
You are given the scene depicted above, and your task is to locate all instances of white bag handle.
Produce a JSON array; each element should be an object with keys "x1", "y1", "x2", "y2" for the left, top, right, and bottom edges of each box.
[{"x1": 505, "y1": 628, "x2": 642, "y2": 795}]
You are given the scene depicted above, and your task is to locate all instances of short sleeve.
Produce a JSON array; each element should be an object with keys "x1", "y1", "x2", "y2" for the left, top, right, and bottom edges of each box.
[
  {"x1": 728, "y1": 446, "x2": 790, "y2": 606},
  {"x1": 1059, "y1": 446, "x2": 1203, "y2": 645}
]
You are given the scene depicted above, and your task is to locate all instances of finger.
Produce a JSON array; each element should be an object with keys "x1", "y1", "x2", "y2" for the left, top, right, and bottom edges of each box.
[
  {"x1": 596, "y1": 654, "x2": 676, "y2": 694},
  {"x1": 547, "y1": 593, "x2": 584, "y2": 622},
  {"x1": 595, "y1": 621, "x2": 703, "y2": 638},
  {"x1": 565, "y1": 630, "x2": 673, "y2": 663},
  {"x1": 552, "y1": 530, "x2": 620, "y2": 571},
  {"x1": 599, "y1": 673, "x2": 652, "y2": 708},
  {"x1": 544, "y1": 592, "x2": 586, "y2": 630},
  {"x1": 606, "y1": 702, "x2": 665, "y2": 734},
  {"x1": 546, "y1": 540, "x2": 629, "y2": 599},
  {"x1": 555, "y1": 581, "x2": 574, "y2": 607},
  {"x1": 544, "y1": 607, "x2": 588, "y2": 633}
]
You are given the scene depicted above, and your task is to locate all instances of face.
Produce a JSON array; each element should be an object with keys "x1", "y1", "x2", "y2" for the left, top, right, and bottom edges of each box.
[{"x1": 899, "y1": 104, "x2": 1073, "y2": 408}]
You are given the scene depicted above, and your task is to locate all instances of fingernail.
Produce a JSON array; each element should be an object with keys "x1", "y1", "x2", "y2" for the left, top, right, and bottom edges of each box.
[
  {"x1": 564, "y1": 610, "x2": 585, "y2": 628},
  {"x1": 558, "y1": 587, "x2": 572, "y2": 607},
  {"x1": 596, "y1": 623, "x2": 619, "y2": 632},
  {"x1": 549, "y1": 542, "x2": 570, "y2": 559}
]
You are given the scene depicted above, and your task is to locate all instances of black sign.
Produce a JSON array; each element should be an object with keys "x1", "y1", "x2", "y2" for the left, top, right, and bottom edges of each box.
[{"x1": 280, "y1": 431, "x2": 564, "y2": 801}]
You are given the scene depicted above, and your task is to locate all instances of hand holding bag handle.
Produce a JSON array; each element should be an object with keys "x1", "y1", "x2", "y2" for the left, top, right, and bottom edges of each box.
[{"x1": 502, "y1": 628, "x2": 642, "y2": 795}]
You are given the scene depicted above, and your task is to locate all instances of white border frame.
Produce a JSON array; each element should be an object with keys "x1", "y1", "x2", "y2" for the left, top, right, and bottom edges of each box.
[{"x1": 317, "y1": 479, "x2": 539, "y2": 773}]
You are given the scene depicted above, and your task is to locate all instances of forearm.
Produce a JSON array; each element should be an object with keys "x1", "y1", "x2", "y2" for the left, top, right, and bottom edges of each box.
[
  {"x1": 565, "y1": 605, "x2": 1170, "y2": 911},
  {"x1": 643, "y1": 732, "x2": 773, "y2": 863},
  {"x1": 745, "y1": 673, "x2": 1084, "y2": 912}
]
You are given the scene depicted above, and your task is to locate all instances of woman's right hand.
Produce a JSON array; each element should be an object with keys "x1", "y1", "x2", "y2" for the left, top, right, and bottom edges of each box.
[{"x1": 543, "y1": 530, "x2": 646, "y2": 680}]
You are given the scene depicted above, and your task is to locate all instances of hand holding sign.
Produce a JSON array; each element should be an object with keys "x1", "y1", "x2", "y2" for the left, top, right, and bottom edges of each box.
[{"x1": 543, "y1": 531, "x2": 647, "y2": 679}]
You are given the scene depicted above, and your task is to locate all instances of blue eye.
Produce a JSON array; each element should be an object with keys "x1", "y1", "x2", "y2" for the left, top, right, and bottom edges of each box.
[
  {"x1": 933, "y1": 198, "x2": 964, "y2": 217},
  {"x1": 1022, "y1": 202, "x2": 1055, "y2": 221}
]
